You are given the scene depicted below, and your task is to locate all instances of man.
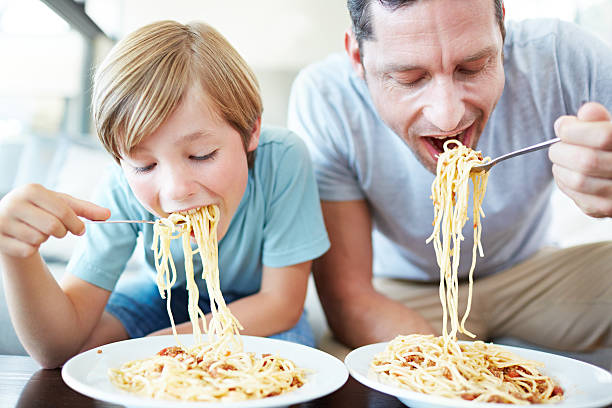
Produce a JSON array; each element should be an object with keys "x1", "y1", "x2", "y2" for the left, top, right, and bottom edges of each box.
[{"x1": 288, "y1": 0, "x2": 612, "y2": 360}]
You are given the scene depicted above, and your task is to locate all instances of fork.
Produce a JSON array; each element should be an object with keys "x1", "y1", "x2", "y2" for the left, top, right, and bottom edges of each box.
[
  {"x1": 85, "y1": 220, "x2": 155, "y2": 225},
  {"x1": 471, "y1": 138, "x2": 560, "y2": 173}
]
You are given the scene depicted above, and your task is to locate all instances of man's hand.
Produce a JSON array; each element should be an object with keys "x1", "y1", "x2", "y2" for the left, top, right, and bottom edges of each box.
[{"x1": 550, "y1": 102, "x2": 612, "y2": 218}]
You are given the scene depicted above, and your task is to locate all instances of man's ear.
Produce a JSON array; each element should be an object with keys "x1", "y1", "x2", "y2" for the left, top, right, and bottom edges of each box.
[
  {"x1": 345, "y1": 27, "x2": 365, "y2": 79},
  {"x1": 247, "y1": 117, "x2": 261, "y2": 152}
]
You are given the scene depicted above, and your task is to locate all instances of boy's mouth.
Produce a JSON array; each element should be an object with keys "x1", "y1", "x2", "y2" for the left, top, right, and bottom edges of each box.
[{"x1": 176, "y1": 207, "x2": 202, "y2": 216}]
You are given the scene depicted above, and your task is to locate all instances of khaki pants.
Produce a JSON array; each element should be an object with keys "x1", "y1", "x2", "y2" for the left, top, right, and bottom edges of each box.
[{"x1": 318, "y1": 242, "x2": 612, "y2": 362}]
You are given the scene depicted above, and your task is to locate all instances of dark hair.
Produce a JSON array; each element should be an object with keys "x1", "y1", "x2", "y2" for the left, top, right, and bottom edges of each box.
[{"x1": 347, "y1": 0, "x2": 505, "y2": 47}]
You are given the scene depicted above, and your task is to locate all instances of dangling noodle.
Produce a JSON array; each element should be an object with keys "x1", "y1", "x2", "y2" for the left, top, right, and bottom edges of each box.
[
  {"x1": 427, "y1": 140, "x2": 489, "y2": 342},
  {"x1": 109, "y1": 206, "x2": 307, "y2": 401},
  {"x1": 371, "y1": 140, "x2": 564, "y2": 404}
]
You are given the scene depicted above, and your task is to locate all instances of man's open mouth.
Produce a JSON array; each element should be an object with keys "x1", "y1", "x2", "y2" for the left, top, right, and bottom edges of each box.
[
  {"x1": 422, "y1": 125, "x2": 473, "y2": 157},
  {"x1": 427, "y1": 131, "x2": 466, "y2": 153}
]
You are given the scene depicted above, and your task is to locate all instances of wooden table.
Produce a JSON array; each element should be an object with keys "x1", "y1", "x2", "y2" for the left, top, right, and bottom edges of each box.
[
  {"x1": 4, "y1": 355, "x2": 611, "y2": 408},
  {"x1": 0, "y1": 354, "x2": 407, "y2": 408}
]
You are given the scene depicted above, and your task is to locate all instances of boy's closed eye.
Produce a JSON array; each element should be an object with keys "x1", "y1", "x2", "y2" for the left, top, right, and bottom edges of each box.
[
  {"x1": 129, "y1": 150, "x2": 218, "y2": 174},
  {"x1": 133, "y1": 163, "x2": 156, "y2": 174},
  {"x1": 190, "y1": 150, "x2": 218, "y2": 161}
]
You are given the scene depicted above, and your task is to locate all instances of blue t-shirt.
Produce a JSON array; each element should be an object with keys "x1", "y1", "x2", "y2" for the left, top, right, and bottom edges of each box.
[
  {"x1": 67, "y1": 127, "x2": 330, "y2": 300},
  {"x1": 288, "y1": 19, "x2": 612, "y2": 281}
]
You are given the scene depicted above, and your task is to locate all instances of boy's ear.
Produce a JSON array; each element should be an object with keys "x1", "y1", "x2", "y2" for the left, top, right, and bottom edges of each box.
[
  {"x1": 246, "y1": 117, "x2": 261, "y2": 152},
  {"x1": 345, "y1": 27, "x2": 365, "y2": 79}
]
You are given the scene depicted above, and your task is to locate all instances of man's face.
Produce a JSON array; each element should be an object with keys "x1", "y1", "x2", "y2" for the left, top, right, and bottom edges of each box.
[
  {"x1": 120, "y1": 84, "x2": 259, "y2": 240},
  {"x1": 351, "y1": 0, "x2": 505, "y2": 173}
]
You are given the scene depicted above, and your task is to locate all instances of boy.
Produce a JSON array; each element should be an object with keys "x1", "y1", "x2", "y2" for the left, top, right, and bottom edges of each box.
[{"x1": 0, "y1": 20, "x2": 329, "y2": 369}]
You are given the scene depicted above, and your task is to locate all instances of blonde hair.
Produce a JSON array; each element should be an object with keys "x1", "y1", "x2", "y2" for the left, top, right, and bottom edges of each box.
[{"x1": 92, "y1": 20, "x2": 262, "y2": 167}]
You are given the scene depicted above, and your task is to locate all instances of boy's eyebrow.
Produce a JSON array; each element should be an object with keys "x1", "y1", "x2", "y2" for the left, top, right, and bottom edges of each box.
[
  {"x1": 183, "y1": 130, "x2": 214, "y2": 142},
  {"x1": 130, "y1": 130, "x2": 214, "y2": 155},
  {"x1": 382, "y1": 45, "x2": 498, "y2": 73}
]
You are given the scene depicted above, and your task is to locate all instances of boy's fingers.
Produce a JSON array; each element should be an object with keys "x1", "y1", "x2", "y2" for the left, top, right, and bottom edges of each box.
[
  {"x1": 4, "y1": 213, "x2": 52, "y2": 245},
  {"x1": 0, "y1": 235, "x2": 38, "y2": 258},
  {"x1": 58, "y1": 193, "x2": 111, "y2": 222},
  {"x1": 53, "y1": 193, "x2": 110, "y2": 236},
  {"x1": 11, "y1": 198, "x2": 71, "y2": 239},
  {"x1": 17, "y1": 186, "x2": 105, "y2": 237}
]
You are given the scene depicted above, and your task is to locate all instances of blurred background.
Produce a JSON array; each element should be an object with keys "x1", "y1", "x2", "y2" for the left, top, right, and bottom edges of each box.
[
  {"x1": 0, "y1": 0, "x2": 610, "y2": 233},
  {"x1": 0, "y1": 0, "x2": 611, "y2": 356},
  {"x1": 2, "y1": 0, "x2": 611, "y2": 242},
  {"x1": 1, "y1": 0, "x2": 612, "y2": 191}
]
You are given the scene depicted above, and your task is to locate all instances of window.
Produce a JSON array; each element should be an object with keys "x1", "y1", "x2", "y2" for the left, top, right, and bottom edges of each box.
[
  {"x1": 506, "y1": 0, "x2": 612, "y2": 45},
  {"x1": 0, "y1": 0, "x2": 107, "y2": 195}
]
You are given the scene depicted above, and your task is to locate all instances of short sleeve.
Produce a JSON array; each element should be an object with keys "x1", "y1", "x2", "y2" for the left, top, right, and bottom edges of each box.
[
  {"x1": 260, "y1": 132, "x2": 330, "y2": 267},
  {"x1": 287, "y1": 64, "x2": 365, "y2": 201},
  {"x1": 553, "y1": 21, "x2": 612, "y2": 113},
  {"x1": 66, "y1": 166, "x2": 142, "y2": 291}
]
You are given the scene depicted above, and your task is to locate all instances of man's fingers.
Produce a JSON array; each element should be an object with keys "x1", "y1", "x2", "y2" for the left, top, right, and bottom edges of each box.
[
  {"x1": 552, "y1": 164, "x2": 612, "y2": 197},
  {"x1": 549, "y1": 143, "x2": 612, "y2": 178},
  {"x1": 554, "y1": 102, "x2": 612, "y2": 148},
  {"x1": 553, "y1": 117, "x2": 612, "y2": 149},
  {"x1": 577, "y1": 102, "x2": 612, "y2": 122},
  {"x1": 553, "y1": 174, "x2": 612, "y2": 218}
]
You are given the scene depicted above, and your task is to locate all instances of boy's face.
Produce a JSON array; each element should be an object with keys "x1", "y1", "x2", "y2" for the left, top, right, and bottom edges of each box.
[
  {"x1": 350, "y1": 0, "x2": 505, "y2": 173},
  {"x1": 120, "y1": 85, "x2": 259, "y2": 240}
]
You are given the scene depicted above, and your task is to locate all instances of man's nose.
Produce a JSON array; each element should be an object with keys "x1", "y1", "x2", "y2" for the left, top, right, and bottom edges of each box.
[{"x1": 422, "y1": 77, "x2": 465, "y2": 132}]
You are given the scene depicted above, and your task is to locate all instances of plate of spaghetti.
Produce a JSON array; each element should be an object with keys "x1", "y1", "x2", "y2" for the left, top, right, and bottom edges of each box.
[
  {"x1": 345, "y1": 339, "x2": 612, "y2": 408},
  {"x1": 63, "y1": 205, "x2": 347, "y2": 406},
  {"x1": 343, "y1": 140, "x2": 612, "y2": 407},
  {"x1": 63, "y1": 334, "x2": 348, "y2": 407}
]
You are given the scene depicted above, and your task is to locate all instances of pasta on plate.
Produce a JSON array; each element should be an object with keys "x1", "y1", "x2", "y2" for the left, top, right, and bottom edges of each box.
[
  {"x1": 370, "y1": 140, "x2": 564, "y2": 404},
  {"x1": 109, "y1": 206, "x2": 307, "y2": 402}
]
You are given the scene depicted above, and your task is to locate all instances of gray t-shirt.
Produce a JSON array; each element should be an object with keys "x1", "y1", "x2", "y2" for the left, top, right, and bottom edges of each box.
[{"x1": 288, "y1": 19, "x2": 612, "y2": 281}]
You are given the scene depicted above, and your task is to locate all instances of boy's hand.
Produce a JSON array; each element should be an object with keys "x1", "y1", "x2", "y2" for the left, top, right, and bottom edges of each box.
[
  {"x1": 0, "y1": 184, "x2": 110, "y2": 258},
  {"x1": 550, "y1": 102, "x2": 612, "y2": 218}
]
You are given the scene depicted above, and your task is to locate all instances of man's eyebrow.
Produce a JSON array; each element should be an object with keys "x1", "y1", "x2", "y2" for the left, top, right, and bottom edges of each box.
[
  {"x1": 461, "y1": 46, "x2": 498, "y2": 63},
  {"x1": 382, "y1": 46, "x2": 499, "y2": 73}
]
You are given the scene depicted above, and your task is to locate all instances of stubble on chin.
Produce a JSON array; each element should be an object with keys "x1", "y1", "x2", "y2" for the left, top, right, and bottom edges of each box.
[{"x1": 396, "y1": 133, "x2": 438, "y2": 175}]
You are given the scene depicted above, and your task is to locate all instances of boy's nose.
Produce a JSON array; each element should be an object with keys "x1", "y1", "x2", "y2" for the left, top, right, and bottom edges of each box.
[
  {"x1": 422, "y1": 78, "x2": 465, "y2": 132},
  {"x1": 161, "y1": 165, "x2": 198, "y2": 203}
]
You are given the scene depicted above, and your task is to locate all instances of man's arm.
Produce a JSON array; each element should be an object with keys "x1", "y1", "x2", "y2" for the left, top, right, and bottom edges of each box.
[{"x1": 314, "y1": 200, "x2": 435, "y2": 348}]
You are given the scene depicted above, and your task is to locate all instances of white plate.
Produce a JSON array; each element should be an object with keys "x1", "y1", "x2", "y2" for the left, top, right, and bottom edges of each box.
[
  {"x1": 62, "y1": 334, "x2": 348, "y2": 408},
  {"x1": 345, "y1": 342, "x2": 612, "y2": 408}
]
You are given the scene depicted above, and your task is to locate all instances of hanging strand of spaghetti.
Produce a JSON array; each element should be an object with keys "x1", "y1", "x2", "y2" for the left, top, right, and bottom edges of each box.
[
  {"x1": 373, "y1": 141, "x2": 563, "y2": 404},
  {"x1": 110, "y1": 205, "x2": 305, "y2": 401}
]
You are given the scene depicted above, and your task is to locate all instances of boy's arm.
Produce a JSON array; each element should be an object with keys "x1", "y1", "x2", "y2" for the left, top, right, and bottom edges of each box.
[
  {"x1": 314, "y1": 200, "x2": 435, "y2": 348},
  {"x1": 225, "y1": 261, "x2": 311, "y2": 336},
  {"x1": 0, "y1": 183, "x2": 111, "y2": 368},
  {"x1": 150, "y1": 261, "x2": 311, "y2": 337},
  {"x1": 2, "y1": 255, "x2": 111, "y2": 368}
]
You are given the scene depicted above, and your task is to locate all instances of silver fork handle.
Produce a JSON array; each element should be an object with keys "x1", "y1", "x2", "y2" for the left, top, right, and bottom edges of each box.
[
  {"x1": 85, "y1": 220, "x2": 155, "y2": 224},
  {"x1": 472, "y1": 137, "x2": 560, "y2": 172}
]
